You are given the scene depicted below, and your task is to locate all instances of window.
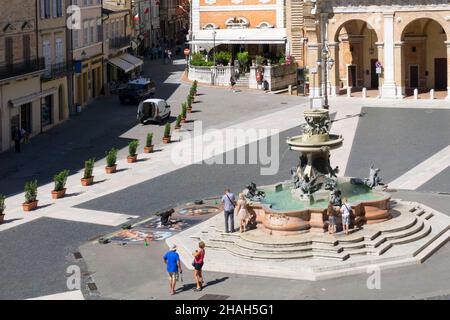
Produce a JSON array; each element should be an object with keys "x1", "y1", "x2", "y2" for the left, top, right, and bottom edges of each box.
[
  {"x1": 5, "y1": 37, "x2": 13, "y2": 65},
  {"x1": 41, "y1": 95, "x2": 53, "y2": 127},
  {"x1": 45, "y1": 0, "x2": 51, "y2": 18},
  {"x1": 256, "y1": 22, "x2": 273, "y2": 29},
  {"x1": 56, "y1": 0, "x2": 63, "y2": 17},
  {"x1": 83, "y1": 21, "x2": 89, "y2": 44},
  {"x1": 90, "y1": 21, "x2": 95, "y2": 43},
  {"x1": 55, "y1": 38, "x2": 63, "y2": 64},
  {"x1": 203, "y1": 23, "x2": 218, "y2": 30},
  {"x1": 225, "y1": 17, "x2": 249, "y2": 29},
  {"x1": 73, "y1": 30, "x2": 79, "y2": 49},
  {"x1": 23, "y1": 35, "x2": 31, "y2": 62},
  {"x1": 42, "y1": 40, "x2": 51, "y2": 72}
]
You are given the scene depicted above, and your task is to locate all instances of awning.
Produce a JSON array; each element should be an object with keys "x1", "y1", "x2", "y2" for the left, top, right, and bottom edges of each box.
[
  {"x1": 190, "y1": 28, "x2": 287, "y2": 46},
  {"x1": 9, "y1": 87, "x2": 57, "y2": 107},
  {"x1": 108, "y1": 56, "x2": 135, "y2": 73},
  {"x1": 121, "y1": 53, "x2": 143, "y2": 68}
]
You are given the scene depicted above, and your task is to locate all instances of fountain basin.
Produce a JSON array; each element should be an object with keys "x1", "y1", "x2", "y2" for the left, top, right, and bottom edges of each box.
[{"x1": 248, "y1": 178, "x2": 391, "y2": 235}]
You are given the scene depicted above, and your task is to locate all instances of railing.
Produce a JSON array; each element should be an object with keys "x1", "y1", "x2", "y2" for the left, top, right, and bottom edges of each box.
[
  {"x1": 42, "y1": 61, "x2": 73, "y2": 81},
  {"x1": 109, "y1": 36, "x2": 131, "y2": 50},
  {"x1": 0, "y1": 57, "x2": 46, "y2": 81},
  {"x1": 188, "y1": 64, "x2": 234, "y2": 86}
]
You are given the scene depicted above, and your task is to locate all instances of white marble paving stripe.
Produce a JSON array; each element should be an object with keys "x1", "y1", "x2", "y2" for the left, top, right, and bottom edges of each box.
[
  {"x1": 27, "y1": 290, "x2": 84, "y2": 300},
  {"x1": 44, "y1": 208, "x2": 139, "y2": 226},
  {"x1": 388, "y1": 144, "x2": 450, "y2": 190}
]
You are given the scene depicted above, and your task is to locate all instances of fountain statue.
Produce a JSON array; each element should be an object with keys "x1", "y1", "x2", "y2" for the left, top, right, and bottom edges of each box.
[{"x1": 286, "y1": 109, "x2": 343, "y2": 204}]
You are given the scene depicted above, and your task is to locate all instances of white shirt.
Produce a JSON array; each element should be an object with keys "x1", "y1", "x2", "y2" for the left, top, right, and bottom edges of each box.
[{"x1": 341, "y1": 203, "x2": 351, "y2": 217}]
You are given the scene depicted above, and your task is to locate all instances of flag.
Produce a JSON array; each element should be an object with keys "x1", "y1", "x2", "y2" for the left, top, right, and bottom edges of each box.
[
  {"x1": 133, "y1": 13, "x2": 139, "y2": 21},
  {"x1": 144, "y1": 7, "x2": 149, "y2": 14}
]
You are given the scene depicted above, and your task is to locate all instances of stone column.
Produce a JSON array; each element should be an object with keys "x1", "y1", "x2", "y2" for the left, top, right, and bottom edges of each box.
[
  {"x1": 394, "y1": 41, "x2": 405, "y2": 98},
  {"x1": 328, "y1": 42, "x2": 339, "y2": 96},
  {"x1": 446, "y1": 41, "x2": 450, "y2": 100},
  {"x1": 381, "y1": 12, "x2": 398, "y2": 98}
]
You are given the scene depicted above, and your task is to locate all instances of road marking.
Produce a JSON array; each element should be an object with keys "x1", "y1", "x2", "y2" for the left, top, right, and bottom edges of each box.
[
  {"x1": 27, "y1": 290, "x2": 84, "y2": 300},
  {"x1": 389, "y1": 145, "x2": 450, "y2": 190}
]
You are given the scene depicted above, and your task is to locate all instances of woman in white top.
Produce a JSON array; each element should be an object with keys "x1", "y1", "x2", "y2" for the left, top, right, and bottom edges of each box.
[{"x1": 235, "y1": 193, "x2": 250, "y2": 233}]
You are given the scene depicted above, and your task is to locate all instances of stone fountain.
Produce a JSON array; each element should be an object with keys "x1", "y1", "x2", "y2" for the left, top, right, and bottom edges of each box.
[{"x1": 166, "y1": 107, "x2": 450, "y2": 281}]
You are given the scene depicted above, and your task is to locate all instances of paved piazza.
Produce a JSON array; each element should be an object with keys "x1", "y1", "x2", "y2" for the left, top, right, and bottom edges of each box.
[{"x1": 1, "y1": 59, "x2": 450, "y2": 301}]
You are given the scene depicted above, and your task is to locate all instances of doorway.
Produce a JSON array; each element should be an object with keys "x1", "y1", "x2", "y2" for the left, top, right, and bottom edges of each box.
[
  {"x1": 435, "y1": 58, "x2": 447, "y2": 90},
  {"x1": 20, "y1": 103, "x2": 32, "y2": 132},
  {"x1": 409, "y1": 65, "x2": 419, "y2": 88},
  {"x1": 348, "y1": 65, "x2": 357, "y2": 87},
  {"x1": 370, "y1": 59, "x2": 379, "y2": 89}
]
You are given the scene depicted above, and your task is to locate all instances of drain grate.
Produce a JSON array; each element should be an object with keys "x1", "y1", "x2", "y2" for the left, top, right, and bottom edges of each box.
[
  {"x1": 198, "y1": 294, "x2": 229, "y2": 300},
  {"x1": 73, "y1": 252, "x2": 83, "y2": 259},
  {"x1": 87, "y1": 283, "x2": 98, "y2": 291}
]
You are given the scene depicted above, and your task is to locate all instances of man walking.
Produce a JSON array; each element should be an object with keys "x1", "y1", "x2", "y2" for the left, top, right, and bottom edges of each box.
[
  {"x1": 163, "y1": 245, "x2": 183, "y2": 295},
  {"x1": 221, "y1": 188, "x2": 236, "y2": 233},
  {"x1": 12, "y1": 126, "x2": 21, "y2": 153}
]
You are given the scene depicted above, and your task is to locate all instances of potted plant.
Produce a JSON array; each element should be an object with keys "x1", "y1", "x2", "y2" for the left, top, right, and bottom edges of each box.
[
  {"x1": 105, "y1": 148, "x2": 118, "y2": 174},
  {"x1": 192, "y1": 80, "x2": 198, "y2": 95},
  {"x1": 0, "y1": 194, "x2": 5, "y2": 224},
  {"x1": 144, "y1": 133, "x2": 154, "y2": 153},
  {"x1": 127, "y1": 140, "x2": 139, "y2": 163},
  {"x1": 163, "y1": 122, "x2": 171, "y2": 144},
  {"x1": 189, "y1": 87, "x2": 195, "y2": 101},
  {"x1": 175, "y1": 114, "x2": 182, "y2": 130},
  {"x1": 52, "y1": 169, "x2": 69, "y2": 199},
  {"x1": 23, "y1": 180, "x2": 38, "y2": 211},
  {"x1": 181, "y1": 102, "x2": 187, "y2": 122},
  {"x1": 81, "y1": 158, "x2": 95, "y2": 186},
  {"x1": 187, "y1": 95, "x2": 193, "y2": 113}
]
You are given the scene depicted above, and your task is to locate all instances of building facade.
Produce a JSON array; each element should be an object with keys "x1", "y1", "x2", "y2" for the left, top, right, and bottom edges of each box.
[
  {"x1": 38, "y1": 0, "x2": 70, "y2": 131},
  {"x1": 190, "y1": 0, "x2": 287, "y2": 59},
  {"x1": 305, "y1": 0, "x2": 450, "y2": 99},
  {"x1": 71, "y1": 0, "x2": 103, "y2": 109},
  {"x1": 0, "y1": 0, "x2": 46, "y2": 152}
]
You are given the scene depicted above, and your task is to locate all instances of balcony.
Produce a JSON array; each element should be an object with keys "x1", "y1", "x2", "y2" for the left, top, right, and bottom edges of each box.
[
  {"x1": 42, "y1": 61, "x2": 74, "y2": 81},
  {"x1": 109, "y1": 36, "x2": 131, "y2": 50},
  {"x1": 0, "y1": 57, "x2": 46, "y2": 82}
]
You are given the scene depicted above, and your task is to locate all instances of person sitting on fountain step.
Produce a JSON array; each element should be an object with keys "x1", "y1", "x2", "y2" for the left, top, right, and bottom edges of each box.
[
  {"x1": 327, "y1": 202, "x2": 337, "y2": 235},
  {"x1": 340, "y1": 198, "x2": 352, "y2": 235},
  {"x1": 235, "y1": 193, "x2": 250, "y2": 233}
]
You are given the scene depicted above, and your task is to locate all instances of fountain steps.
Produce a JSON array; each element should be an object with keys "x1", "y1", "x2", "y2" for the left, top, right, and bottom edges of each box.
[{"x1": 202, "y1": 210, "x2": 434, "y2": 261}]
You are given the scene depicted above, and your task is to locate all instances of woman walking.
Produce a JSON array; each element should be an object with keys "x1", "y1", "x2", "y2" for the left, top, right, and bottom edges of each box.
[
  {"x1": 192, "y1": 241, "x2": 206, "y2": 292},
  {"x1": 235, "y1": 193, "x2": 250, "y2": 233}
]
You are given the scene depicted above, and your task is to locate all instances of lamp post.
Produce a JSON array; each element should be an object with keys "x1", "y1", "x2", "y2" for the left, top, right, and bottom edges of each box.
[
  {"x1": 212, "y1": 30, "x2": 217, "y2": 66},
  {"x1": 321, "y1": 44, "x2": 334, "y2": 109}
]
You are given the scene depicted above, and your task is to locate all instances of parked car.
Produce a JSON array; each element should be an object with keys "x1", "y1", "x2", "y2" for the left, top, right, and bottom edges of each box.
[
  {"x1": 118, "y1": 78, "x2": 156, "y2": 104},
  {"x1": 137, "y1": 98, "x2": 171, "y2": 124}
]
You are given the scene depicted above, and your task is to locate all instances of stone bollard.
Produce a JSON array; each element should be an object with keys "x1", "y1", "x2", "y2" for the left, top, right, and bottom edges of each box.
[
  {"x1": 430, "y1": 89, "x2": 435, "y2": 100},
  {"x1": 414, "y1": 88, "x2": 418, "y2": 100},
  {"x1": 288, "y1": 85, "x2": 292, "y2": 95},
  {"x1": 362, "y1": 87, "x2": 367, "y2": 98},
  {"x1": 347, "y1": 87, "x2": 352, "y2": 98}
]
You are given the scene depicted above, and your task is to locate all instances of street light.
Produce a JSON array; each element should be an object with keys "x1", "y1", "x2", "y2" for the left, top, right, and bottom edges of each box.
[
  {"x1": 321, "y1": 44, "x2": 331, "y2": 109},
  {"x1": 212, "y1": 30, "x2": 217, "y2": 66}
]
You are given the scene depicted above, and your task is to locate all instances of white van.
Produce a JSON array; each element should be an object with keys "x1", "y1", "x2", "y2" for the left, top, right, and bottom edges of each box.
[{"x1": 137, "y1": 98, "x2": 171, "y2": 124}]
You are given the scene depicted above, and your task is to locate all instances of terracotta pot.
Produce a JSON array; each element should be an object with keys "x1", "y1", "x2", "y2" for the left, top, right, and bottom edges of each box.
[
  {"x1": 23, "y1": 200, "x2": 38, "y2": 212},
  {"x1": 187, "y1": 107, "x2": 193, "y2": 113},
  {"x1": 0, "y1": 213, "x2": 5, "y2": 224},
  {"x1": 127, "y1": 155, "x2": 137, "y2": 163},
  {"x1": 81, "y1": 176, "x2": 94, "y2": 186},
  {"x1": 105, "y1": 164, "x2": 117, "y2": 174},
  {"x1": 143, "y1": 145, "x2": 154, "y2": 153},
  {"x1": 51, "y1": 188, "x2": 66, "y2": 199},
  {"x1": 163, "y1": 136, "x2": 171, "y2": 144}
]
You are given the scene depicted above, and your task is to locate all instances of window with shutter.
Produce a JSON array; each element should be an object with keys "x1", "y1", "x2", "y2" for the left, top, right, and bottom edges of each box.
[
  {"x1": 45, "y1": 0, "x2": 51, "y2": 18},
  {"x1": 57, "y1": 0, "x2": 63, "y2": 17},
  {"x1": 23, "y1": 35, "x2": 31, "y2": 62},
  {"x1": 40, "y1": 0, "x2": 46, "y2": 19},
  {"x1": 5, "y1": 38, "x2": 13, "y2": 65},
  {"x1": 43, "y1": 40, "x2": 51, "y2": 70},
  {"x1": 73, "y1": 30, "x2": 79, "y2": 49},
  {"x1": 55, "y1": 38, "x2": 63, "y2": 64},
  {"x1": 52, "y1": 0, "x2": 57, "y2": 18}
]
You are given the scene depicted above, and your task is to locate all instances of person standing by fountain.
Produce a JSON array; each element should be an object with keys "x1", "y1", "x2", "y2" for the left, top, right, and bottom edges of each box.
[
  {"x1": 192, "y1": 241, "x2": 206, "y2": 292},
  {"x1": 221, "y1": 188, "x2": 236, "y2": 233},
  {"x1": 340, "y1": 198, "x2": 352, "y2": 235},
  {"x1": 236, "y1": 193, "x2": 250, "y2": 233},
  {"x1": 327, "y1": 202, "x2": 337, "y2": 235}
]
